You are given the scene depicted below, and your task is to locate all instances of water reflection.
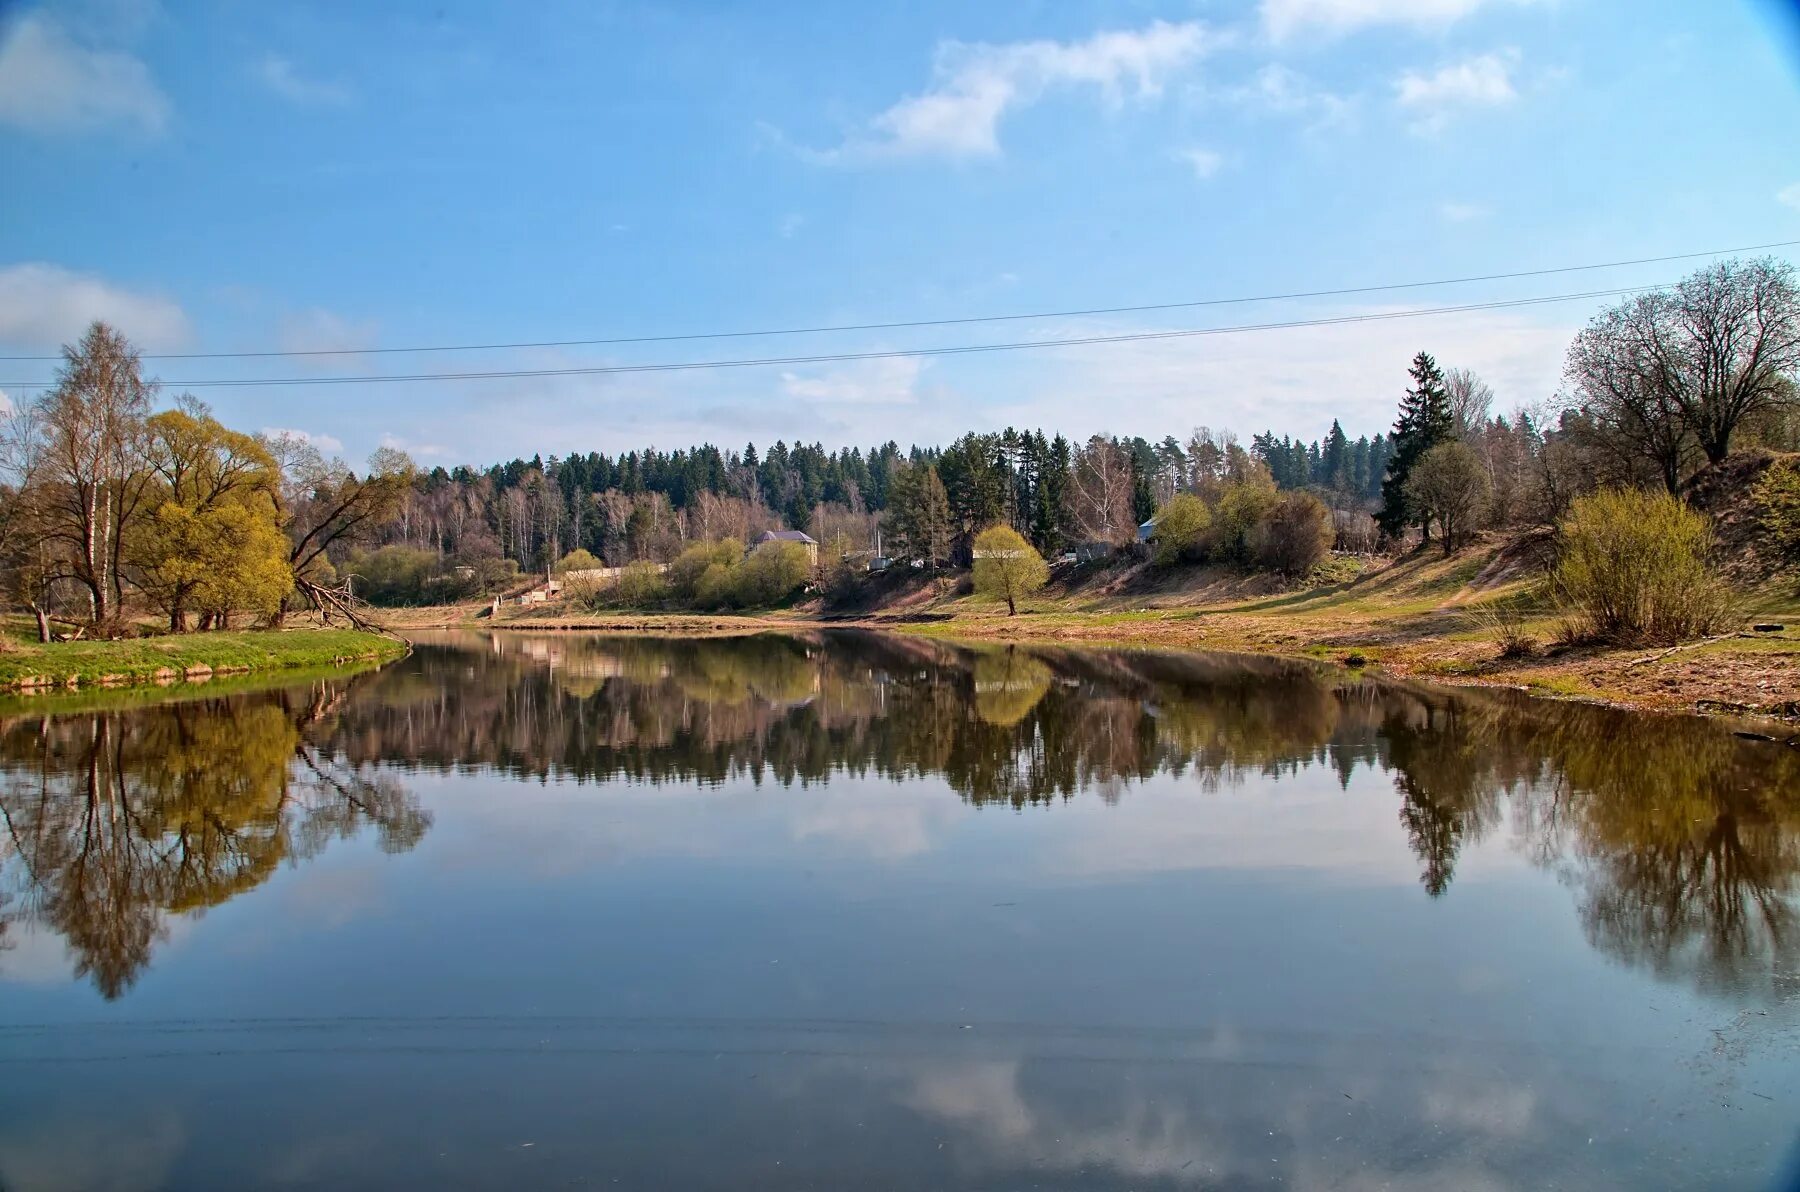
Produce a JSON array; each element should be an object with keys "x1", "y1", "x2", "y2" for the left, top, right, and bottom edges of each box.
[
  {"x1": 3, "y1": 630, "x2": 1798, "y2": 1008},
  {"x1": 0, "y1": 680, "x2": 430, "y2": 998},
  {"x1": 359, "y1": 630, "x2": 1798, "y2": 1001}
]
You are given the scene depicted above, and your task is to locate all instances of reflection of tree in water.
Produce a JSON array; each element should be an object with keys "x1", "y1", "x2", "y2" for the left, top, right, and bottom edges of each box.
[
  {"x1": 374, "y1": 630, "x2": 1800, "y2": 1001},
  {"x1": 11, "y1": 628, "x2": 1795, "y2": 1006},
  {"x1": 0, "y1": 681, "x2": 430, "y2": 999},
  {"x1": 1511, "y1": 712, "x2": 1800, "y2": 999}
]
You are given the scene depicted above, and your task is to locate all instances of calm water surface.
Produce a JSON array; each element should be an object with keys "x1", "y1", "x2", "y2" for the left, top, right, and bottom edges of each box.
[{"x1": 2, "y1": 630, "x2": 1798, "y2": 1190}]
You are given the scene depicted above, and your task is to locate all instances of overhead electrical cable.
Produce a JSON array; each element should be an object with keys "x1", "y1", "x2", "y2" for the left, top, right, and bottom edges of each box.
[
  {"x1": 0, "y1": 238, "x2": 1792, "y2": 365},
  {"x1": 0, "y1": 284, "x2": 1665, "y2": 392}
]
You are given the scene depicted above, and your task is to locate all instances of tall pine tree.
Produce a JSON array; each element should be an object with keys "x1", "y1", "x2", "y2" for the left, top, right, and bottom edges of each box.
[{"x1": 1377, "y1": 351, "x2": 1454, "y2": 540}]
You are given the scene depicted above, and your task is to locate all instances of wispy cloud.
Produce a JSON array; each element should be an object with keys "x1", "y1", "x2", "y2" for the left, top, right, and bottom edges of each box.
[
  {"x1": 276, "y1": 308, "x2": 379, "y2": 357},
  {"x1": 380, "y1": 432, "x2": 449, "y2": 459},
  {"x1": 255, "y1": 54, "x2": 353, "y2": 106},
  {"x1": 778, "y1": 213, "x2": 806, "y2": 239},
  {"x1": 1175, "y1": 146, "x2": 1224, "y2": 180},
  {"x1": 1438, "y1": 201, "x2": 1491, "y2": 222},
  {"x1": 262, "y1": 427, "x2": 345, "y2": 454},
  {"x1": 1395, "y1": 50, "x2": 1518, "y2": 133},
  {"x1": 1228, "y1": 64, "x2": 1354, "y2": 129},
  {"x1": 819, "y1": 20, "x2": 1212, "y2": 161},
  {"x1": 779, "y1": 357, "x2": 922, "y2": 406},
  {"x1": 1779, "y1": 183, "x2": 1800, "y2": 212},
  {"x1": 0, "y1": 262, "x2": 188, "y2": 351},
  {"x1": 0, "y1": 14, "x2": 169, "y2": 135},
  {"x1": 1263, "y1": 0, "x2": 1539, "y2": 41}
]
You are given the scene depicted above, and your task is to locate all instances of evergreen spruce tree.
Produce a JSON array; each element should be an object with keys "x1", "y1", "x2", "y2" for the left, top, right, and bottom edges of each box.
[{"x1": 1377, "y1": 351, "x2": 1454, "y2": 540}]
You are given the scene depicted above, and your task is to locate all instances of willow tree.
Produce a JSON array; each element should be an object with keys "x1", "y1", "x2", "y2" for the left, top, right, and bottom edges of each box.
[
  {"x1": 971, "y1": 525, "x2": 1048, "y2": 616},
  {"x1": 134, "y1": 402, "x2": 290, "y2": 630}
]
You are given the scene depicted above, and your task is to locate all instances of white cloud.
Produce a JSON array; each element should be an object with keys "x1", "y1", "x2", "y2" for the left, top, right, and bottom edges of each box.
[
  {"x1": 379, "y1": 432, "x2": 449, "y2": 458},
  {"x1": 1395, "y1": 51, "x2": 1518, "y2": 133},
  {"x1": 1175, "y1": 146, "x2": 1224, "y2": 180},
  {"x1": 779, "y1": 356, "x2": 922, "y2": 406},
  {"x1": 0, "y1": 14, "x2": 169, "y2": 135},
  {"x1": 1263, "y1": 0, "x2": 1536, "y2": 41},
  {"x1": 1779, "y1": 183, "x2": 1800, "y2": 212},
  {"x1": 989, "y1": 301, "x2": 1578, "y2": 444},
  {"x1": 276, "y1": 308, "x2": 379, "y2": 356},
  {"x1": 1229, "y1": 64, "x2": 1354, "y2": 128},
  {"x1": 262, "y1": 427, "x2": 345, "y2": 454},
  {"x1": 0, "y1": 262, "x2": 189, "y2": 351},
  {"x1": 255, "y1": 53, "x2": 352, "y2": 106},
  {"x1": 778, "y1": 213, "x2": 806, "y2": 239},
  {"x1": 830, "y1": 20, "x2": 1211, "y2": 160},
  {"x1": 1438, "y1": 201, "x2": 1491, "y2": 222}
]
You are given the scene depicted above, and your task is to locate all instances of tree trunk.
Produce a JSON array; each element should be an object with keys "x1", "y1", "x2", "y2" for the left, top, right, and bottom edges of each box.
[
  {"x1": 1006, "y1": 594, "x2": 1016, "y2": 616},
  {"x1": 33, "y1": 606, "x2": 51, "y2": 644},
  {"x1": 170, "y1": 605, "x2": 187, "y2": 633}
]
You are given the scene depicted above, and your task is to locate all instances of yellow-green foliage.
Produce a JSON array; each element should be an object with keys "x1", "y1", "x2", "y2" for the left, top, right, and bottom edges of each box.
[
  {"x1": 1552, "y1": 488, "x2": 1735, "y2": 645},
  {"x1": 1152, "y1": 493, "x2": 1211, "y2": 566},
  {"x1": 1754, "y1": 458, "x2": 1800, "y2": 561},
  {"x1": 729, "y1": 541, "x2": 812, "y2": 607},
  {"x1": 971, "y1": 525, "x2": 1049, "y2": 615},
  {"x1": 611, "y1": 560, "x2": 670, "y2": 607},
  {"x1": 554, "y1": 548, "x2": 603, "y2": 574},
  {"x1": 135, "y1": 409, "x2": 291, "y2": 628},
  {"x1": 668, "y1": 539, "x2": 745, "y2": 602},
  {"x1": 1211, "y1": 478, "x2": 1278, "y2": 564}
]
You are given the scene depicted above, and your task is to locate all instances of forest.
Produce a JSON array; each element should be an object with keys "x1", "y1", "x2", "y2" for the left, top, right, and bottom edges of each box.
[{"x1": 1, "y1": 256, "x2": 1795, "y2": 627}]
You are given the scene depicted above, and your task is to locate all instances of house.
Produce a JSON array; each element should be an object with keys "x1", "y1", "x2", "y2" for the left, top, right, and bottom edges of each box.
[
  {"x1": 754, "y1": 529, "x2": 819, "y2": 566},
  {"x1": 1137, "y1": 517, "x2": 1158, "y2": 543}
]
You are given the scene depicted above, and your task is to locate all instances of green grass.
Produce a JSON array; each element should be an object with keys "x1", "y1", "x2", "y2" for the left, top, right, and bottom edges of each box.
[
  {"x1": 0, "y1": 656, "x2": 393, "y2": 717},
  {"x1": 0, "y1": 628, "x2": 405, "y2": 691}
]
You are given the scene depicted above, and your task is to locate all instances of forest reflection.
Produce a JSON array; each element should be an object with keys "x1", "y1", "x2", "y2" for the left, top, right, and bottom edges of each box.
[
  {"x1": 3, "y1": 629, "x2": 1798, "y2": 1005},
  {"x1": 0, "y1": 680, "x2": 430, "y2": 999},
  {"x1": 361, "y1": 630, "x2": 1800, "y2": 1001}
]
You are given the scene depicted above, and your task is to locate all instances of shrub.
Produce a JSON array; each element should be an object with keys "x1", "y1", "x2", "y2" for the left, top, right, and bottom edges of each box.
[
  {"x1": 1151, "y1": 493, "x2": 1211, "y2": 566},
  {"x1": 554, "y1": 548, "x2": 603, "y2": 574},
  {"x1": 668, "y1": 539, "x2": 743, "y2": 601},
  {"x1": 1250, "y1": 491, "x2": 1334, "y2": 576},
  {"x1": 694, "y1": 561, "x2": 735, "y2": 608},
  {"x1": 971, "y1": 525, "x2": 1049, "y2": 615},
  {"x1": 1211, "y1": 479, "x2": 1277, "y2": 564},
  {"x1": 1466, "y1": 601, "x2": 1538, "y2": 659},
  {"x1": 610, "y1": 560, "x2": 669, "y2": 607},
  {"x1": 1754, "y1": 458, "x2": 1800, "y2": 561},
  {"x1": 1551, "y1": 488, "x2": 1735, "y2": 645},
  {"x1": 729, "y1": 541, "x2": 811, "y2": 607}
]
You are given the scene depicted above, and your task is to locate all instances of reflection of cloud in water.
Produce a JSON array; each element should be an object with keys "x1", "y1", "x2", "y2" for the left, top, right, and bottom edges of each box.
[{"x1": 884, "y1": 1050, "x2": 1608, "y2": 1191}]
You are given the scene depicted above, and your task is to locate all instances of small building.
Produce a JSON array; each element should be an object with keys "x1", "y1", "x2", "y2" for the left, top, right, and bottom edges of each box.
[
  {"x1": 1137, "y1": 518, "x2": 1158, "y2": 544},
  {"x1": 754, "y1": 529, "x2": 820, "y2": 566}
]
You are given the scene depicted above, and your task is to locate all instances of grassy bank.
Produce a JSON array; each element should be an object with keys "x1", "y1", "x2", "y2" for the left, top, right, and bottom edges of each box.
[
  {"x1": 391, "y1": 538, "x2": 1800, "y2": 720},
  {"x1": 0, "y1": 628, "x2": 407, "y2": 692}
]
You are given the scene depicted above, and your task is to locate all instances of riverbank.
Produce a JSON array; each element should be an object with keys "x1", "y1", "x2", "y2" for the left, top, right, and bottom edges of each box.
[
  {"x1": 0, "y1": 628, "x2": 407, "y2": 693},
  {"x1": 381, "y1": 543, "x2": 1800, "y2": 721}
]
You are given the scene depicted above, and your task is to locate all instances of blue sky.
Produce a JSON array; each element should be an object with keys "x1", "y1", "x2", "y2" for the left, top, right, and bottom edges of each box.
[{"x1": 2, "y1": 0, "x2": 1798, "y2": 466}]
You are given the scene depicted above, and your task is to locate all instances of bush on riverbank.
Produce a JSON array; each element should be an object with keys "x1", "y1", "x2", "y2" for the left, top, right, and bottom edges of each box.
[
  {"x1": 1552, "y1": 489, "x2": 1736, "y2": 645},
  {"x1": 586, "y1": 540, "x2": 813, "y2": 612}
]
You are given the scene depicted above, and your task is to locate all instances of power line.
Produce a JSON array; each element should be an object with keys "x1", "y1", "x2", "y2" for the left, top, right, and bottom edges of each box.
[
  {"x1": 0, "y1": 238, "x2": 1791, "y2": 365},
  {"x1": 0, "y1": 284, "x2": 1660, "y2": 392}
]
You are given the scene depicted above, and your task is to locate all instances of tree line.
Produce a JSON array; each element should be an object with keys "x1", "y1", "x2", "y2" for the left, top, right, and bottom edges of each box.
[{"x1": 3, "y1": 256, "x2": 1793, "y2": 623}]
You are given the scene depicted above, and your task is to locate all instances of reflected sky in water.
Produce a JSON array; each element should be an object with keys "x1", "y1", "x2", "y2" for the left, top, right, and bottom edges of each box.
[{"x1": 1, "y1": 630, "x2": 1798, "y2": 1190}]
